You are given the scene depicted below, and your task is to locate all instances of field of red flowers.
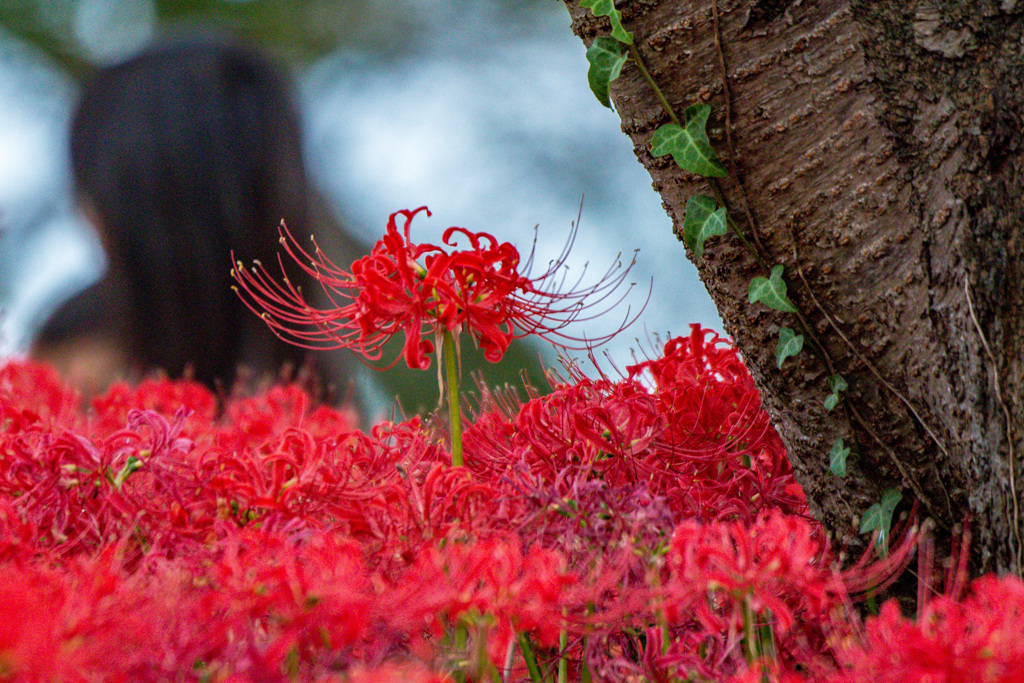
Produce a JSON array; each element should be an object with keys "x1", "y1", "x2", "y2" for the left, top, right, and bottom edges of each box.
[{"x1": 3, "y1": 211, "x2": 1023, "y2": 682}]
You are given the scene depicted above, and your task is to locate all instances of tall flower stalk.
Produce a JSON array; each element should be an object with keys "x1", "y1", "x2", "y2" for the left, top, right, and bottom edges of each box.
[
  {"x1": 443, "y1": 329, "x2": 464, "y2": 467},
  {"x1": 232, "y1": 207, "x2": 641, "y2": 466}
]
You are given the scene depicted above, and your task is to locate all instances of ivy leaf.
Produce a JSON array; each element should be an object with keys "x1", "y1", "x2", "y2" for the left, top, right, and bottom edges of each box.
[
  {"x1": 860, "y1": 489, "x2": 902, "y2": 554},
  {"x1": 585, "y1": 37, "x2": 630, "y2": 108},
  {"x1": 580, "y1": 0, "x2": 634, "y2": 44},
  {"x1": 650, "y1": 105, "x2": 727, "y2": 178},
  {"x1": 775, "y1": 326, "x2": 804, "y2": 369},
  {"x1": 748, "y1": 265, "x2": 797, "y2": 313},
  {"x1": 683, "y1": 195, "x2": 727, "y2": 259},
  {"x1": 824, "y1": 374, "x2": 848, "y2": 411},
  {"x1": 829, "y1": 438, "x2": 850, "y2": 478}
]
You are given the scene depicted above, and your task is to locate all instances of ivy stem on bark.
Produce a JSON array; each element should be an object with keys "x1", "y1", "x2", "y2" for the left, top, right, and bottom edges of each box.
[
  {"x1": 627, "y1": 44, "x2": 679, "y2": 126},
  {"x1": 627, "y1": 43, "x2": 767, "y2": 272}
]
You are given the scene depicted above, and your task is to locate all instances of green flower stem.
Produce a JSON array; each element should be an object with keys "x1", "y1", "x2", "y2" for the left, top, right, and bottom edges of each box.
[
  {"x1": 581, "y1": 603, "x2": 594, "y2": 683},
  {"x1": 759, "y1": 619, "x2": 777, "y2": 661},
  {"x1": 644, "y1": 563, "x2": 672, "y2": 655},
  {"x1": 742, "y1": 596, "x2": 759, "y2": 663},
  {"x1": 558, "y1": 618, "x2": 568, "y2": 683},
  {"x1": 443, "y1": 329, "x2": 464, "y2": 467},
  {"x1": 518, "y1": 632, "x2": 544, "y2": 683},
  {"x1": 453, "y1": 622, "x2": 468, "y2": 683},
  {"x1": 741, "y1": 606, "x2": 777, "y2": 673}
]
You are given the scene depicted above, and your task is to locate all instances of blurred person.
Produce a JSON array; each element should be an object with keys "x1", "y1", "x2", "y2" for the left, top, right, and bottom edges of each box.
[{"x1": 31, "y1": 34, "x2": 361, "y2": 401}]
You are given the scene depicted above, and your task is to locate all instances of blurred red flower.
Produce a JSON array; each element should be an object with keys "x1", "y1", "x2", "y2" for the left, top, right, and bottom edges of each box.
[{"x1": 830, "y1": 574, "x2": 1024, "y2": 683}]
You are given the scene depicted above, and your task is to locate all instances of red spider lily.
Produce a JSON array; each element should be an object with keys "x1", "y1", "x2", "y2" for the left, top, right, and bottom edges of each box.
[
  {"x1": 462, "y1": 327, "x2": 806, "y2": 525},
  {"x1": 197, "y1": 527, "x2": 373, "y2": 669},
  {"x1": 219, "y1": 384, "x2": 358, "y2": 451},
  {"x1": 232, "y1": 207, "x2": 641, "y2": 370},
  {"x1": 663, "y1": 510, "x2": 841, "y2": 634},
  {"x1": 829, "y1": 574, "x2": 1024, "y2": 683},
  {"x1": 384, "y1": 534, "x2": 576, "y2": 675},
  {"x1": 659, "y1": 510, "x2": 847, "y2": 680},
  {"x1": 1, "y1": 336, "x2": 976, "y2": 682},
  {"x1": 89, "y1": 376, "x2": 218, "y2": 441},
  {"x1": 0, "y1": 358, "x2": 82, "y2": 430}
]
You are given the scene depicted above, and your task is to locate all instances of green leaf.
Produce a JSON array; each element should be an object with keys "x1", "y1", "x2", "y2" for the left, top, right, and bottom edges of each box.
[
  {"x1": 580, "y1": 0, "x2": 634, "y2": 44},
  {"x1": 585, "y1": 37, "x2": 630, "y2": 108},
  {"x1": 775, "y1": 326, "x2": 804, "y2": 369},
  {"x1": 650, "y1": 105, "x2": 727, "y2": 178},
  {"x1": 860, "y1": 489, "x2": 902, "y2": 554},
  {"x1": 682, "y1": 195, "x2": 727, "y2": 259},
  {"x1": 829, "y1": 438, "x2": 850, "y2": 477},
  {"x1": 748, "y1": 265, "x2": 797, "y2": 313},
  {"x1": 824, "y1": 374, "x2": 848, "y2": 411},
  {"x1": 828, "y1": 375, "x2": 849, "y2": 393}
]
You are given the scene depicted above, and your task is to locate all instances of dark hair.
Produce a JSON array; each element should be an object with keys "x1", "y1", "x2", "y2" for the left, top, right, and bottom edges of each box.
[{"x1": 55, "y1": 36, "x2": 324, "y2": 391}]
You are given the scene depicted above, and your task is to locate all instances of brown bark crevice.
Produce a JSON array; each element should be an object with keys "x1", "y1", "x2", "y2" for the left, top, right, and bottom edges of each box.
[{"x1": 563, "y1": 0, "x2": 1024, "y2": 573}]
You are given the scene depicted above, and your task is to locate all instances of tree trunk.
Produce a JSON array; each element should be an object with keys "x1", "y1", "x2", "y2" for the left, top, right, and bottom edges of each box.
[{"x1": 562, "y1": 0, "x2": 1024, "y2": 575}]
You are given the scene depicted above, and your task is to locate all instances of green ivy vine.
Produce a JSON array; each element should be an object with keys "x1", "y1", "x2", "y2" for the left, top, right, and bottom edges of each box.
[{"x1": 579, "y1": 2, "x2": 907, "y2": 552}]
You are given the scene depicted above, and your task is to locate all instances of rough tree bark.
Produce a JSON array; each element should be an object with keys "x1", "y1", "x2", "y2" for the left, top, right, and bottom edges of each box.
[{"x1": 561, "y1": 0, "x2": 1024, "y2": 574}]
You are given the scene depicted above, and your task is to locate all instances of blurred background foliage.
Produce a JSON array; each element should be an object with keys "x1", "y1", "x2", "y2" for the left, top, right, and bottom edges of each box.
[
  {"x1": 0, "y1": 0, "x2": 550, "y2": 74},
  {"x1": 0, "y1": 0, "x2": 719, "y2": 418},
  {"x1": 1, "y1": 0, "x2": 377, "y2": 74}
]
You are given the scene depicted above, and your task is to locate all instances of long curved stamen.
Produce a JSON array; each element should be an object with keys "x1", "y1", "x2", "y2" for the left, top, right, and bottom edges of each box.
[{"x1": 232, "y1": 208, "x2": 644, "y2": 374}]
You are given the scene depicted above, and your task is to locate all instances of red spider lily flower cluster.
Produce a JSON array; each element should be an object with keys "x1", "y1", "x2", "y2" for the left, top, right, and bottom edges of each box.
[
  {"x1": 660, "y1": 510, "x2": 848, "y2": 680},
  {"x1": 231, "y1": 207, "x2": 640, "y2": 370},
  {"x1": 826, "y1": 574, "x2": 1024, "y2": 683},
  {"x1": 0, "y1": 325, "x2": 991, "y2": 682}
]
